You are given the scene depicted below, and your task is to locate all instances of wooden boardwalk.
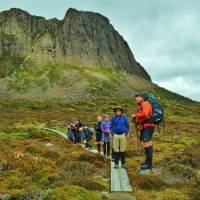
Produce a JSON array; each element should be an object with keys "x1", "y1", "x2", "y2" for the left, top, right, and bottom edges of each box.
[
  {"x1": 111, "y1": 161, "x2": 132, "y2": 192},
  {"x1": 41, "y1": 127, "x2": 68, "y2": 140},
  {"x1": 39, "y1": 127, "x2": 133, "y2": 193}
]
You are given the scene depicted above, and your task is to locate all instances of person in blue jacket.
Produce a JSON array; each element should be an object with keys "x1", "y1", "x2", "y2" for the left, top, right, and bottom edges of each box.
[{"x1": 110, "y1": 106, "x2": 130, "y2": 169}]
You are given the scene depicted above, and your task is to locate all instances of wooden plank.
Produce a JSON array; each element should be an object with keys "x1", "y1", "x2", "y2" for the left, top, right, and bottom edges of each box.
[
  {"x1": 119, "y1": 167, "x2": 133, "y2": 192},
  {"x1": 41, "y1": 128, "x2": 68, "y2": 140},
  {"x1": 111, "y1": 160, "x2": 122, "y2": 191},
  {"x1": 87, "y1": 148, "x2": 99, "y2": 154},
  {"x1": 111, "y1": 161, "x2": 133, "y2": 192}
]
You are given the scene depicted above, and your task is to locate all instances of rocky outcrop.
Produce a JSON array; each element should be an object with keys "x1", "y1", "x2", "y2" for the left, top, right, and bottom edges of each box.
[{"x1": 0, "y1": 8, "x2": 151, "y2": 81}]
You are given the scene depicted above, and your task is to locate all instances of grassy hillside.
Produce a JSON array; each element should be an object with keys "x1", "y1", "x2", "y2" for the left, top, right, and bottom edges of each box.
[
  {"x1": 0, "y1": 62, "x2": 154, "y2": 100},
  {"x1": 0, "y1": 89, "x2": 199, "y2": 200}
]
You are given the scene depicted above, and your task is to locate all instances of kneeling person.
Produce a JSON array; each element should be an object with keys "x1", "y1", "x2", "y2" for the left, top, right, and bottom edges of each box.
[{"x1": 81, "y1": 127, "x2": 93, "y2": 149}]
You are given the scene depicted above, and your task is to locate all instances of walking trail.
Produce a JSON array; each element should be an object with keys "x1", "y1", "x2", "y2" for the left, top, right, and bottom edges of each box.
[{"x1": 38, "y1": 126, "x2": 136, "y2": 200}]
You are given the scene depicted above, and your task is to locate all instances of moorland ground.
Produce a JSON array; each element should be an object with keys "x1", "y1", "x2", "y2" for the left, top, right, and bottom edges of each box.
[{"x1": 0, "y1": 91, "x2": 199, "y2": 200}]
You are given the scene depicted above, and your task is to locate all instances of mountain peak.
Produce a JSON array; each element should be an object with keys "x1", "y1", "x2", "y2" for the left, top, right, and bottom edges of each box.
[
  {"x1": 0, "y1": 8, "x2": 151, "y2": 82},
  {"x1": 66, "y1": 8, "x2": 79, "y2": 14},
  {"x1": 64, "y1": 8, "x2": 109, "y2": 23},
  {"x1": 6, "y1": 8, "x2": 31, "y2": 17}
]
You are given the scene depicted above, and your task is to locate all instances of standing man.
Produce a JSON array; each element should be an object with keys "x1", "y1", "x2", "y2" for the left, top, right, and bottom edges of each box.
[
  {"x1": 132, "y1": 93, "x2": 154, "y2": 171},
  {"x1": 110, "y1": 106, "x2": 130, "y2": 169}
]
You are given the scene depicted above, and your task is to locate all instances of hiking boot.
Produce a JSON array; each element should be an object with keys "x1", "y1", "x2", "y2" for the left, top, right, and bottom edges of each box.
[
  {"x1": 140, "y1": 165, "x2": 152, "y2": 170},
  {"x1": 120, "y1": 152, "x2": 126, "y2": 166},
  {"x1": 140, "y1": 162, "x2": 147, "y2": 167},
  {"x1": 114, "y1": 152, "x2": 120, "y2": 166},
  {"x1": 139, "y1": 168, "x2": 152, "y2": 175},
  {"x1": 114, "y1": 164, "x2": 119, "y2": 169}
]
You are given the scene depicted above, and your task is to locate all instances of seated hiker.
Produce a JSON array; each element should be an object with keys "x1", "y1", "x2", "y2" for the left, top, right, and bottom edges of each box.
[
  {"x1": 67, "y1": 122, "x2": 76, "y2": 144},
  {"x1": 81, "y1": 127, "x2": 93, "y2": 149},
  {"x1": 101, "y1": 114, "x2": 111, "y2": 158},
  {"x1": 94, "y1": 115, "x2": 103, "y2": 153},
  {"x1": 132, "y1": 93, "x2": 154, "y2": 171},
  {"x1": 110, "y1": 106, "x2": 130, "y2": 169},
  {"x1": 74, "y1": 120, "x2": 84, "y2": 143}
]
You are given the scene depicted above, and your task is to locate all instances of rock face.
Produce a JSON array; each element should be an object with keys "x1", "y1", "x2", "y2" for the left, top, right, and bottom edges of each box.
[{"x1": 0, "y1": 8, "x2": 151, "y2": 81}]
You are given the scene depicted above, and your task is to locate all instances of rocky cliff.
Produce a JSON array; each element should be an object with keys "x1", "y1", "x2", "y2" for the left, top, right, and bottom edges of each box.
[{"x1": 0, "y1": 8, "x2": 151, "y2": 81}]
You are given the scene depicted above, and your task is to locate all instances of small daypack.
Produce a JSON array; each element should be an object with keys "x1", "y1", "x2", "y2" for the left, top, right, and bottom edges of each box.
[{"x1": 145, "y1": 93, "x2": 164, "y2": 132}]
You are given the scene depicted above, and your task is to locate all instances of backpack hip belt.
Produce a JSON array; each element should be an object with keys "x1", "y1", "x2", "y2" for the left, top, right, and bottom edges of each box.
[{"x1": 142, "y1": 122, "x2": 154, "y2": 129}]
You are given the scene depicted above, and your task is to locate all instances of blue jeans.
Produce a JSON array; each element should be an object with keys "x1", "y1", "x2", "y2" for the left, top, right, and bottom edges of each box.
[{"x1": 67, "y1": 128, "x2": 75, "y2": 143}]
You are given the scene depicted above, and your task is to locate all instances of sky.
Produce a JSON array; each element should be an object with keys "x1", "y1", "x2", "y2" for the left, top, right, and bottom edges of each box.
[{"x1": 1, "y1": 0, "x2": 200, "y2": 101}]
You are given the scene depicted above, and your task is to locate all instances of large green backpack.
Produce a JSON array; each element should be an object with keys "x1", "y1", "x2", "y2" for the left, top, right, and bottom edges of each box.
[{"x1": 145, "y1": 93, "x2": 164, "y2": 132}]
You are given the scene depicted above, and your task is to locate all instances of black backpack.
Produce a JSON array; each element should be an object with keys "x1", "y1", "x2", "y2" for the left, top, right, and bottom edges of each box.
[{"x1": 145, "y1": 93, "x2": 164, "y2": 132}]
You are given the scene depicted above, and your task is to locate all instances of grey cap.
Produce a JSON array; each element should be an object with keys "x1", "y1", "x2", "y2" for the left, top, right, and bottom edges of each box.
[
  {"x1": 134, "y1": 93, "x2": 146, "y2": 98},
  {"x1": 113, "y1": 106, "x2": 123, "y2": 113}
]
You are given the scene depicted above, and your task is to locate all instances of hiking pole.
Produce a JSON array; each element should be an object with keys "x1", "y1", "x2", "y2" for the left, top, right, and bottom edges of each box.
[
  {"x1": 130, "y1": 133, "x2": 134, "y2": 145},
  {"x1": 110, "y1": 133, "x2": 114, "y2": 160},
  {"x1": 132, "y1": 118, "x2": 143, "y2": 153},
  {"x1": 106, "y1": 141, "x2": 108, "y2": 159}
]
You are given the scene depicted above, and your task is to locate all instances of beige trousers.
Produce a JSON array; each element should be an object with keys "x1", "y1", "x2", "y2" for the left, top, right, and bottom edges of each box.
[{"x1": 113, "y1": 134, "x2": 126, "y2": 152}]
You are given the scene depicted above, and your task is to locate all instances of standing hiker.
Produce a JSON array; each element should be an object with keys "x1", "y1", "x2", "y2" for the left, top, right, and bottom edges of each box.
[
  {"x1": 132, "y1": 93, "x2": 154, "y2": 171},
  {"x1": 95, "y1": 115, "x2": 103, "y2": 153},
  {"x1": 101, "y1": 114, "x2": 111, "y2": 158},
  {"x1": 110, "y1": 106, "x2": 130, "y2": 169}
]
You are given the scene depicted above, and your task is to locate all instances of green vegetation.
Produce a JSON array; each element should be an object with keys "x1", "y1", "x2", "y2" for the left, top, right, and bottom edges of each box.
[
  {"x1": 0, "y1": 131, "x2": 29, "y2": 139},
  {"x1": 45, "y1": 185, "x2": 102, "y2": 200},
  {"x1": 0, "y1": 87, "x2": 199, "y2": 199},
  {"x1": 0, "y1": 52, "x2": 25, "y2": 78},
  {"x1": 7, "y1": 62, "x2": 123, "y2": 93},
  {"x1": 5, "y1": 61, "x2": 153, "y2": 100}
]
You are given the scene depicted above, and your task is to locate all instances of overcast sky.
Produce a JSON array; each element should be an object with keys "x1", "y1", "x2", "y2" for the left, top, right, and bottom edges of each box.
[{"x1": 1, "y1": 0, "x2": 200, "y2": 101}]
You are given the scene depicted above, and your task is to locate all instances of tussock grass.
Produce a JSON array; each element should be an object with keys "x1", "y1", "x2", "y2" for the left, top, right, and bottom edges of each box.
[
  {"x1": 129, "y1": 174, "x2": 168, "y2": 190},
  {"x1": 0, "y1": 92, "x2": 199, "y2": 199},
  {"x1": 64, "y1": 161, "x2": 95, "y2": 179}
]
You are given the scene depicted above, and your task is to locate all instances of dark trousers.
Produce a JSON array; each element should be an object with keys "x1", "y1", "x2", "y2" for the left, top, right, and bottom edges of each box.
[
  {"x1": 74, "y1": 130, "x2": 81, "y2": 143},
  {"x1": 85, "y1": 142, "x2": 92, "y2": 148},
  {"x1": 103, "y1": 142, "x2": 110, "y2": 157},
  {"x1": 114, "y1": 152, "x2": 125, "y2": 165},
  {"x1": 112, "y1": 149, "x2": 122, "y2": 160},
  {"x1": 68, "y1": 128, "x2": 76, "y2": 143}
]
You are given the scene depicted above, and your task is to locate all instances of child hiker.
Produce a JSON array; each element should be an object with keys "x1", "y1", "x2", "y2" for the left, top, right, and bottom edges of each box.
[
  {"x1": 94, "y1": 115, "x2": 103, "y2": 153},
  {"x1": 101, "y1": 114, "x2": 111, "y2": 158}
]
